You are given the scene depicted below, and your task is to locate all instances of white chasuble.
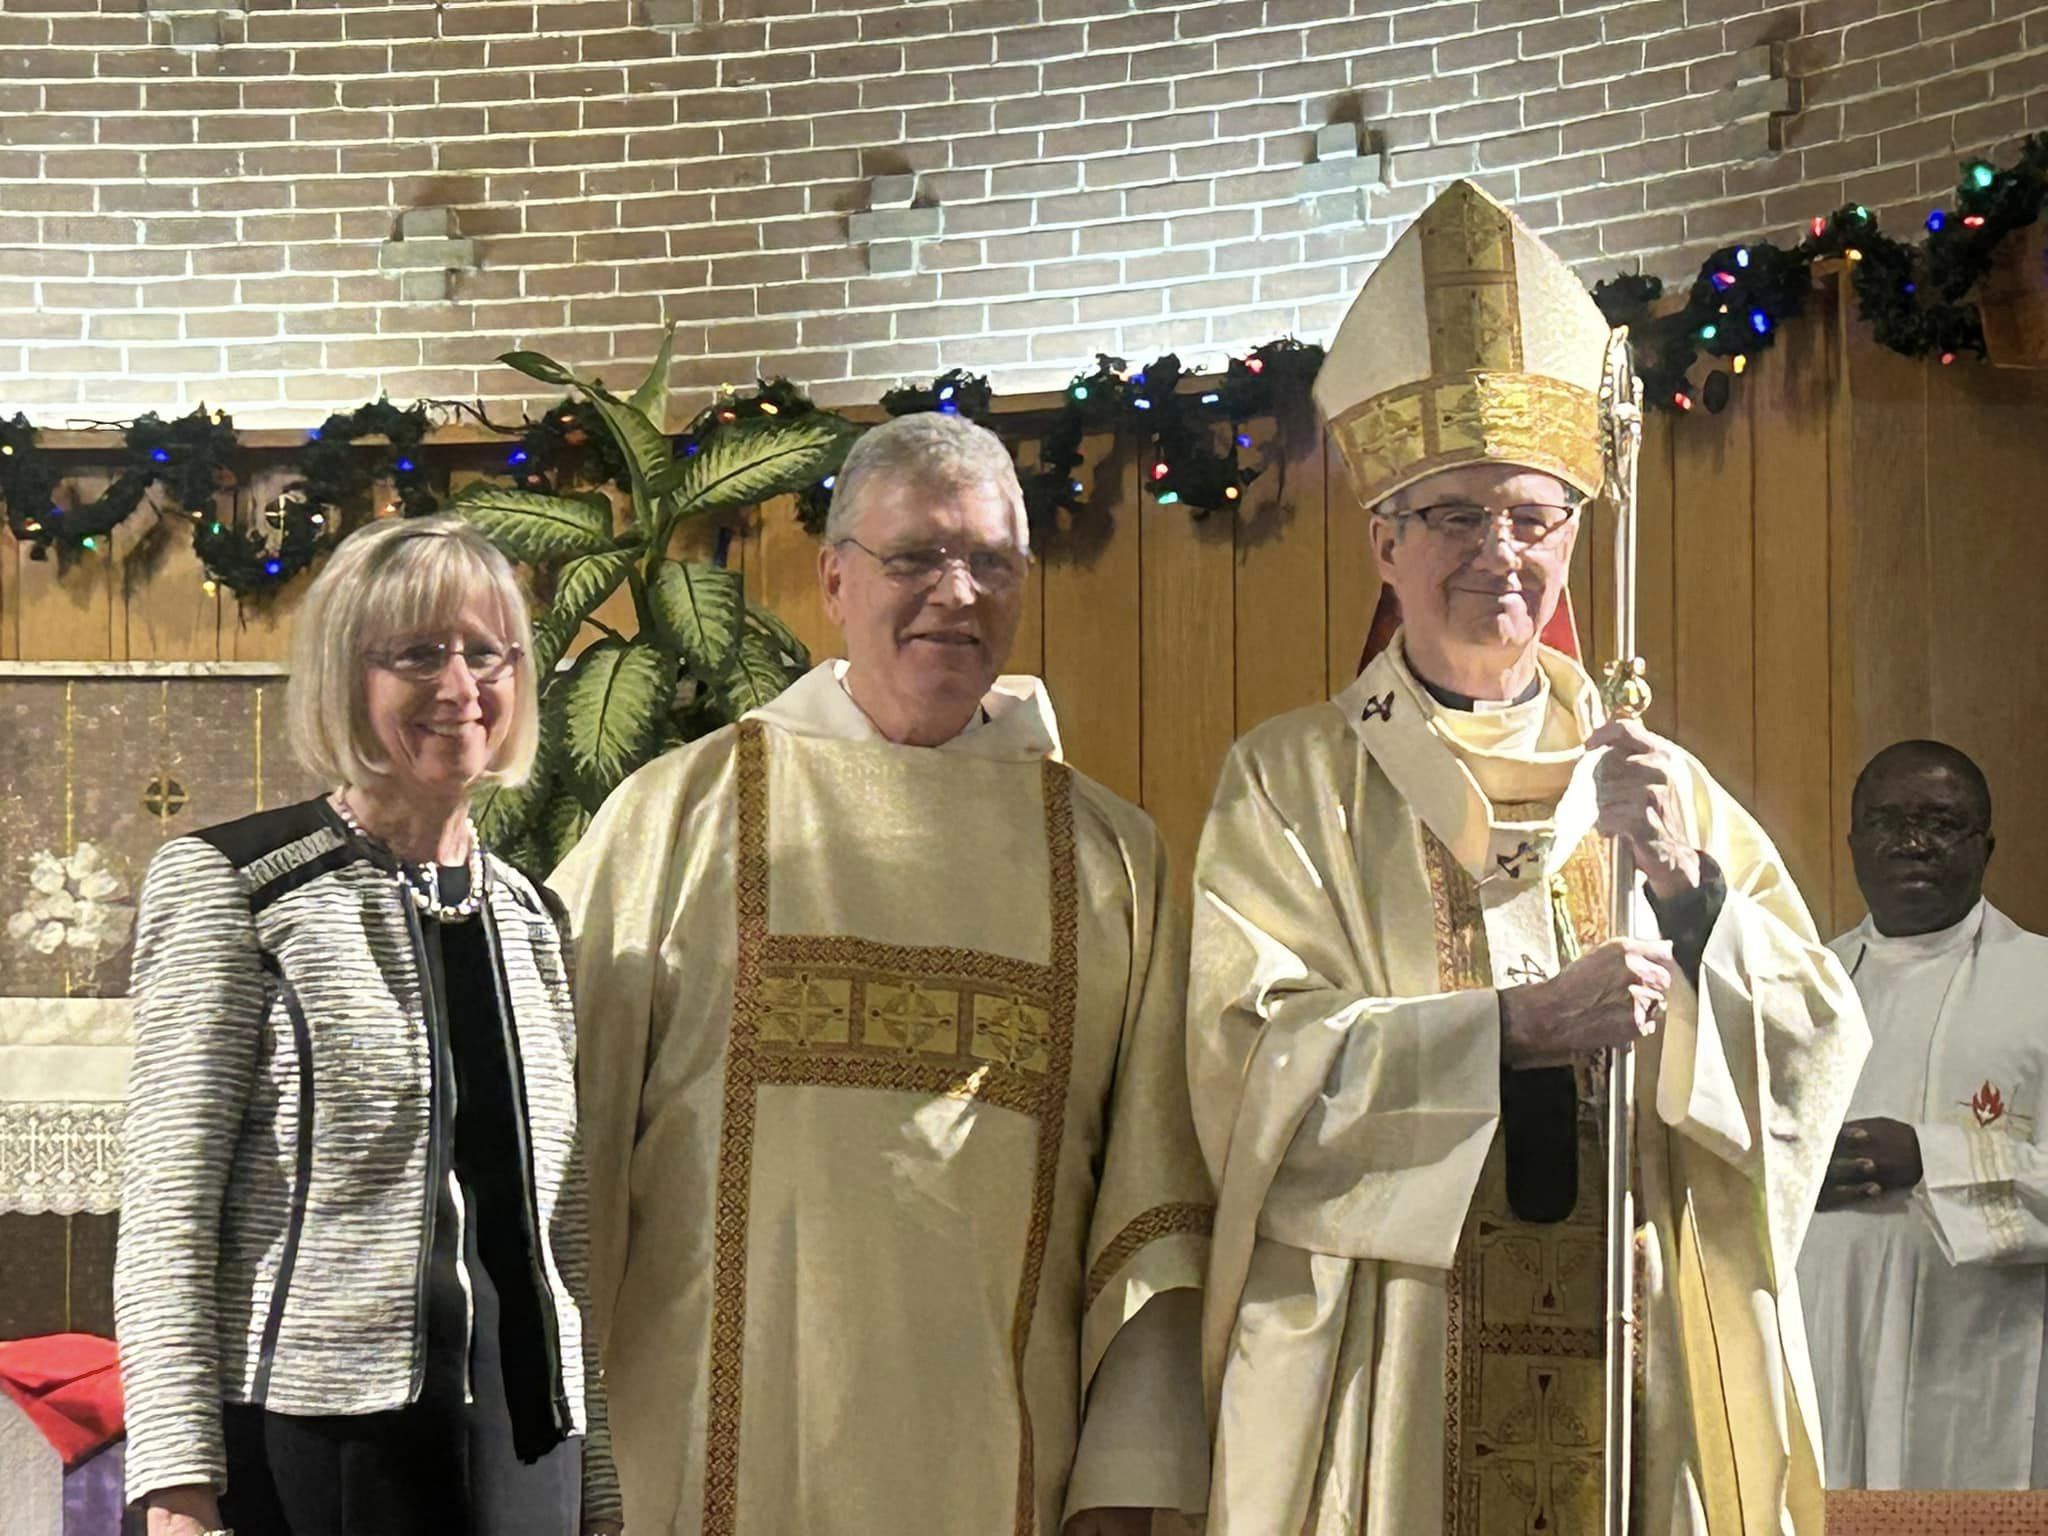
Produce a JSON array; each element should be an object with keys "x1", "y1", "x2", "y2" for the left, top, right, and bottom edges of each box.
[
  {"x1": 553, "y1": 663, "x2": 1212, "y2": 1536},
  {"x1": 1798, "y1": 900, "x2": 2048, "y2": 1489},
  {"x1": 1190, "y1": 636, "x2": 1869, "y2": 1536}
]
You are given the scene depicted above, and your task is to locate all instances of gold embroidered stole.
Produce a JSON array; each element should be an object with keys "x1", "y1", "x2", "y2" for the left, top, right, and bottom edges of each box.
[
  {"x1": 1433, "y1": 820, "x2": 1614, "y2": 1536},
  {"x1": 709, "y1": 721, "x2": 1080, "y2": 1536}
]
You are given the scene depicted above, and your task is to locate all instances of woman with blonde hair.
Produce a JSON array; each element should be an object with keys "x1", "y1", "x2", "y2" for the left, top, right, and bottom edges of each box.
[{"x1": 114, "y1": 516, "x2": 619, "y2": 1536}]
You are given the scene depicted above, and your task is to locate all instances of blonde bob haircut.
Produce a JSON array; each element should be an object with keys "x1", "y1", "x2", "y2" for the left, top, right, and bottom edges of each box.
[{"x1": 288, "y1": 515, "x2": 541, "y2": 790}]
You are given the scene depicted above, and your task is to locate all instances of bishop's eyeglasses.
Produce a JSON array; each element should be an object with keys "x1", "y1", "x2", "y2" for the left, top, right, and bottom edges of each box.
[
  {"x1": 835, "y1": 537, "x2": 1030, "y2": 595},
  {"x1": 1386, "y1": 501, "x2": 1581, "y2": 549}
]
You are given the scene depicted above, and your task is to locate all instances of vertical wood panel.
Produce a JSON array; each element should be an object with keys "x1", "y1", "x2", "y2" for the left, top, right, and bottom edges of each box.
[
  {"x1": 1233, "y1": 413, "x2": 1327, "y2": 735},
  {"x1": 1324, "y1": 437, "x2": 1379, "y2": 692},
  {"x1": 1141, "y1": 448, "x2": 1236, "y2": 894},
  {"x1": 1751, "y1": 308, "x2": 1839, "y2": 933},
  {"x1": 0, "y1": 500, "x2": 14, "y2": 660},
  {"x1": 1006, "y1": 435, "x2": 1046, "y2": 681},
  {"x1": 1634, "y1": 413, "x2": 1679, "y2": 741},
  {"x1": 744, "y1": 494, "x2": 836, "y2": 663},
  {"x1": 1925, "y1": 352, "x2": 2048, "y2": 934},
  {"x1": 1042, "y1": 434, "x2": 1140, "y2": 803},
  {"x1": 16, "y1": 545, "x2": 117, "y2": 661},
  {"x1": 1835, "y1": 280, "x2": 1932, "y2": 928},
  {"x1": 1670, "y1": 380, "x2": 1756, "y2": 805},
  {"x1": 118, "y1": 513, "x2": 222, "y2": 662}
]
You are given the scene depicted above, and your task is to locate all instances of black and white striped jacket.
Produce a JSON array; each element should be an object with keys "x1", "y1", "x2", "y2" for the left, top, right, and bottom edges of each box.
[{"x1": 113, "y1": 797, "x2": 619, "y2": 1518}]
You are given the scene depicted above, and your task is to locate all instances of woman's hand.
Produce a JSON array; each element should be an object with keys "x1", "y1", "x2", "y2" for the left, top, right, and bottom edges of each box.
[{"x1": 144, "y1": 1484, "x2": 225, "y2": 1536}]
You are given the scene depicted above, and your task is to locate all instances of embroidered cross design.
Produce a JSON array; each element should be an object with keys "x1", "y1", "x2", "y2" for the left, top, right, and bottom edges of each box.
[
  {"x1": 1495, "y1": 840, "x2": 1541, "y2": 879},
  {"x1": 1505, "y1": 955, "x2": 1548, "y2": 986},
  {"x1": 1360, "y1": 691, "x2": 1395, "y2": 723}
]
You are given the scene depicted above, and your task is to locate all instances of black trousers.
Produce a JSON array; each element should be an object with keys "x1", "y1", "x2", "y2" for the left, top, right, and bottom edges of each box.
[{"x1": 218, "y1": 1219, "x2": 581, "y2": 1536}]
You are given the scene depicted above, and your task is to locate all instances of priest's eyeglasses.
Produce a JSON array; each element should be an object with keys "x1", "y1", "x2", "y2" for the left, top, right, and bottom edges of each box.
[
  {"x1": 368, "y1": 639, "x2": 524, "y2": 685},
  {"x1": 836, "y1": 537, "x2": 1029, "y2": 595},
  {"x1": 1390, "y1": 502, "x2": 1580, "y2": 548}
]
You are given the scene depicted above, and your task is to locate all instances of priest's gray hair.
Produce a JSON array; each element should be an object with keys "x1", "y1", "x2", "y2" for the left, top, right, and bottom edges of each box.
[
  {"x1": 823, "y1": 412, "x2": 1029, "y2": 550},
  {"x1": 288, "y1": 515, "x2": 542, "y2": 790}
]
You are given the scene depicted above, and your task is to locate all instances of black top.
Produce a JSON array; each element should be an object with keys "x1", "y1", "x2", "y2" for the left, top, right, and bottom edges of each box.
[{"x1": 415, "y1": 862, "x2": 568, "y2": 1464}]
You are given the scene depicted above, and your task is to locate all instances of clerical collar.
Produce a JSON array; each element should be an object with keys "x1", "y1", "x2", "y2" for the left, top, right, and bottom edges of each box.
[
  {"x1": 834, "y1": 668, "x2": 989, "y2": 739},
  {"x1": 1416, "y1": 672, "x2": 1544, "y2": 713},
  {"x1": 1860, "y1": 897, "x2": 1986, "y2": 962}
]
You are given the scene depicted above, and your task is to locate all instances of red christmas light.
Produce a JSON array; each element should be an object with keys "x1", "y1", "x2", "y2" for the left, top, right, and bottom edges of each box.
[
  {"x1": 1941, "y1": 351, "x2": 1957, "y2": 365},
  {"x1": 1150, "y1": 462, "x2": 1169, "y2": 481},
  {"x1": 1246, "y1": 357, "x2": 1264, "y2": 374},
  {"x1": 1964, "y1": 214, "x2": 1987, "y2": 228},
  {"x1": 1674, "y1": 391, "x2": 1694, "y2": 411},
  {"x1": 1811, "y1": 216, "x2": 1827, "y2": 238}
]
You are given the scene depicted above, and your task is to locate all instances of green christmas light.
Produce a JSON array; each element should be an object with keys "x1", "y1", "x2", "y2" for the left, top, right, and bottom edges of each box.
[{"x1": 1969, "y1": 163, "x2": 1995, "y2": 190}]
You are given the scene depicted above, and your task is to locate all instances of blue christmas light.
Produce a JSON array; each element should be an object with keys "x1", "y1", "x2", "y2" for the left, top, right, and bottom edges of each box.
[
  {"x1": 509, "y1": 449, "x2": 529, "y2": 465},
  {"x1": 1131, "y1": 373, "x2": 1147, "y2": 387},
  {"x1": 1711, "y1": 270, "x2": 1736, "y2": 290},
  {"x1": 1201, "y1": 392, "x2": 1219, "y2": 405},
  {"x1": 937, "y1": 385, "x2": 954, "y2": 401},
  {"x1": 1926, "y1": 210, "x2": 1947, "y2": 233},
  {"x1": 1235, "y1": 433, "x2": 1252, "y2": 449},
  {"x1": 1904, "y1": 282, "x2": 1917, "y2": 295},
  {"x1": 397, "y1": 458, "x2": 415, "y2": 472},
  {"x1": 684, "y1": 441, "x2": 700, "y2": 455},
  {"x1": 1069, "y1": 480, "x2": 1084, "y2": 495},
  {"x1": 1133, "y1": 398, "x2": 1151, "y2": 411},
  {"x1": 264, "y1": 559, "x2": 282, "y2": 576},
  {"x1": 1749, "y1": 309, "x2": 1772, "y2": 336},
  {"x1": 150, "y1": 448, "x2": 169, "y2": 464},
  {"x1": 821, "y1": 475, "x2": 836, "y2": 490},
  {"x1": 1735, "y1": 247, "x2": 1750, "y2": 268},
  {"x1": 307, "y1": 429, "x2": 321, "y2": 441},
  {"x1": 938, "y1": 401, "x2": 958, "y2": 414}
]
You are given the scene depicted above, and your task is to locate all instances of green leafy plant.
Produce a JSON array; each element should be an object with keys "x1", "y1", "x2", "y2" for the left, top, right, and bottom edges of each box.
[{"x1": 454, "y1": 332, "x2": 860, "y2": 874}]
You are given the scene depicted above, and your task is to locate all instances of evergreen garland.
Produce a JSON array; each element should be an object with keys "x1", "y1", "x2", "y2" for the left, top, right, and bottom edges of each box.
[{"x1": 4, "y1": 138, "x2": 2044, "y2": 587}]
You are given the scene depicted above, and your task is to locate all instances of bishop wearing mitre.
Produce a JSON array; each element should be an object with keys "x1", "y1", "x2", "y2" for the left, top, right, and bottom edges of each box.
[{"x1": 1188, "y1": 180, "x2": 1869, "y2": 1535}]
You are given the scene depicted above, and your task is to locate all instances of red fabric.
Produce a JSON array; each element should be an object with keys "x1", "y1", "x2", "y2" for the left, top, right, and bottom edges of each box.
[
  {"x1": 1354, "y1": 588, "x2": 1582, "y2": 677},
  {"x1": 0, "y1": 1333, "x2": 124, "y2": 1469}
]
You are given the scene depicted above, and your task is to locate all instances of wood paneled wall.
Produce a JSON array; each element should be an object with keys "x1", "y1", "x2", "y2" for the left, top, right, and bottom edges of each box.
[{"x1": 8, "y1": 272, "x2": 2047, "y2": 940}]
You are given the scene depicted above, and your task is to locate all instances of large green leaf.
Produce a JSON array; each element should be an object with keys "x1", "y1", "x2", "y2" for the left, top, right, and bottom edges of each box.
[
  {"x1": 497, "y1": 351, "x2": 581, "y2": 390},
  {"x1": 544, "y1": 792, "x2": 594, "y2": 869},
  {"x1": 474, "y1": 773, "x2": 548, "y2": 850},
  {"x1": 746, "y1": 600, "x2": 811, "y2": 672},
  {"x1": 649, "y1": 413, "x2": 857, "y2": 520},
  {"x1": 719, "y1": 626, "x2": 797, "y2": 718},
  {"x1": 530, "y1": 613, "x2": 574, "y2": 681},
  {"x1": 589, "y1": 393, "x2": 675, "y2": 524},
  {"x1": 550, "y1": 549, "x2": 634, "y2": 630},
  {"x1": 450, "y1": 484, "x2": 613, "y2": 565},
  {"x1": 553, "y1": 640, "x2": 673, "y2": 802},
  {"x1": 649, "y1": 560, "x2": 743, "y2": 675},
  {"x1": 627, "y1": 325, "x2": 677, "y2": 433}
]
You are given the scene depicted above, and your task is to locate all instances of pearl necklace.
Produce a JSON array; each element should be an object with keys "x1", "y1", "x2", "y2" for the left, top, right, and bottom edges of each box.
[{"x1": 332, "y1": 794, "x2": 487, "y2": 923}]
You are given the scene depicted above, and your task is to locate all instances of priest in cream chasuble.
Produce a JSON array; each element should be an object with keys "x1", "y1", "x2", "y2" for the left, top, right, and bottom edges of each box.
[
  {"x1": 1188, "y1": 180, "x2": 1870, "y2": 1536},
  {"x1": 554, "y1": 413, "x2": 1212, "y2": 1536}
]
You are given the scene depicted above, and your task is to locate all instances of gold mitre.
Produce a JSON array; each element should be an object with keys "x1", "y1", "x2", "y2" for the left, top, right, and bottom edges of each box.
[{"x1": 1314, "y1": 179, "x2": 1618, "y2": 509}]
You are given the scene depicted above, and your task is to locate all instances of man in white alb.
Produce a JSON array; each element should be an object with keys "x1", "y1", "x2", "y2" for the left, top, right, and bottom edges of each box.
[{"x1": 1800, "y1": 739, "x2": 2048, "y2": 1488}]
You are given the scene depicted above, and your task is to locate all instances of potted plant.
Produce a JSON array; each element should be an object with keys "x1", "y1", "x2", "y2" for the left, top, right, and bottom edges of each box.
[{"x1": 450, "y1": 334, "x2": 859, "y2": 874}]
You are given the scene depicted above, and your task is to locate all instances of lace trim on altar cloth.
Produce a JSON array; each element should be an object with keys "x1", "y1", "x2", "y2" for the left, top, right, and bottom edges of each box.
[{"x1": 0, "y1": 1101, "x2": 125, "y2": 1214}]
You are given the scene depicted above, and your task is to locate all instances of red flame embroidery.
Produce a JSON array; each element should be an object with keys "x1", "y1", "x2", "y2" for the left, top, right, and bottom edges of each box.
[{"x1": 1970, "y1": 1081, "x2": 2007, "y2": 1127}]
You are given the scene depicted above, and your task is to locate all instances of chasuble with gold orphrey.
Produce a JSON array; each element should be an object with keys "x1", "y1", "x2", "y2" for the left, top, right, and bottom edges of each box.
[
  {"x1": 1189, "y1": 638, "x2": 1869, "y2": 1536},
  {"x1": 552, "y1": 662, "x2": 1213, "y2": 1536}
]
